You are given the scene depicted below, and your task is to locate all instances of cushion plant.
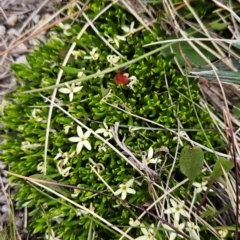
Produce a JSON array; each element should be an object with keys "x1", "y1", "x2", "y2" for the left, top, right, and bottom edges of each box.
[{"x1": 1, "y1": 2, "x2": 225, "y2": 239}]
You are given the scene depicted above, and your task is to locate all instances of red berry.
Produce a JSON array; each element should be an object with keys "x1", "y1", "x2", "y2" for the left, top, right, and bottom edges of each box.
[{"x1": 114, "y1": 72, "x2": 129, "y2": 85}]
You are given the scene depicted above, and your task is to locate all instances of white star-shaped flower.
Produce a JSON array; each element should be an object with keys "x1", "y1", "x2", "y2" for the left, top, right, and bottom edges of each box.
[
  {"x1": 107, "y1": 54, "x2": 120, "y2": 66},
  {"x1": 58, "y1": 83, "x2": 83, "y2": 102},
  {"x1": 69, "y1": 126, "x2": 92, "y2": 154},
  {"x1": 173, "y1": 131, "x2": 187, "y2": 146},
  {"x1": 164, "y1": 199, "x2": 190, "y2": 224},
  {"x1": 163, "y1": 222, "x2": 185, "y2": 240},
  {"x1": 193, "y1": 180, "x2": 208, "y2": 194},
  {"x1": 114, "y1": 179, "x2": 136, "y2": 200},
  {"x1": 84, "y1": 47, "x2": 99, "y2": 60},
  {"x1": 142, "y1": 147, "x2": 161, "y2": 165},
  {"x1": 186, "y1": 222, "x2": 200, "y2": 240},
  {"x1": 77, "y1": 69, "x2": 86, "y2": 78},
  {"x1": 127, "y1": 75, "x2": 139, "y2": 90},
  {"x1": 72, "y1": 50, "x2": 86, "y2": 60},
  {"x1": 135, "y1": 224, "x2": 157, "y2": 240},
  {"x1": 58, "y1": 22, "x2": 72, "y2": 36},
  {"x1": 95, "y1": 122, "x2": 113, "y2": 139},
  {"x1": 122, "y1": 21, "x2": 135, "y2": 34},
  {"x1": 129, "y1": 218, "x2": 140, "y2": 227},
  {"x1": 105, "y1": 34, "x2": 126, "y2": 48},
  {"x1": 218, "y1": 229, "x2": 228, "y2": 238}
]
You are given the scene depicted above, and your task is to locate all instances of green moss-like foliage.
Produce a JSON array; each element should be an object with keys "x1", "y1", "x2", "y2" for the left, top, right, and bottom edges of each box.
[{"x1": 1, "y1": 3, "x2": 224, "y2": 239}]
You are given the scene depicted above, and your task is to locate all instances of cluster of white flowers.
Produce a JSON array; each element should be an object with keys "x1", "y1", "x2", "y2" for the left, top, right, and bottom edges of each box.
[
  {"x1": 163, "y1": 198, "x2": 200, "y2": 240},
  {"x1": 129, "y1": 219, "x2": 157, "y2": 240}
]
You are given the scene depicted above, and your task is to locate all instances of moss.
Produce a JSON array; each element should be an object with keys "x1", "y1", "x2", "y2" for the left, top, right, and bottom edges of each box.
[{"x1": 1, "y1": 2, "x2": 224, "y2": 239}]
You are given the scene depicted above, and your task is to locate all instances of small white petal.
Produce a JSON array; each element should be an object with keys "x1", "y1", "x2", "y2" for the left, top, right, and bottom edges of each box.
[
  {"x1": 83, "y1": 140, "x2": 91, "y2": 150},
  {"x1": 84, "y1": 129, "x2": 92, "y2": 139},
  {"x1": 103, "y1": 131, "x2": 109, "y2": 137},
  {"x1": 129, "y1": 218, "x2": 140, "y2": 227},
  {"x1": 93, "y1": 53, "x2": 99, "y2": 60},
  {"x1": 114, "y1": 189, "x2": 122, "y2": 196},
  {"x1": 148, "y1": 146, "x2": 154, "y2": 159},
  {"x1": 169, "y1": 232, "x2": 177, "y2": 240},
  {"x1": 95, "y1": 128, "x2": 106, "y2": 134},
  {"x1": 73, "y1": 86, "x2": 83, "y2": 93},
  {"x1": 174, "y1": 212, "x2": 180, "y2": 224},
  {"x1": 121, "y1": 26, "x2": 130, "y2": 32},
  {"x1": 77, "y1": 72, "x2": 84, "y2": 77},
  {"x1": 149, "y1": 158, "x2": 160, "y2": 164},
  {"x1": 192, "y1": 182, "x2": 201, "y2": 188},
  {"x1": 69, "y1": 137, "x2": 80, "y2": 142},
  {"x1": 59, "y1": 88, "x2": 71, "y2": 94},
  {"x1": 121, "y1": 191, "x2": 127, "y2": 200},
  {"x1": 69, "y1": 92, "x2": 74, "y2": 101},
  {"x1": 64, "y1": 30, "x2": 72, "y2": 36},
  {"x1": 180, "y1": 209, "x2": 190, "y2": 218},
  {"x1": 140, "y1": 226, "x2": 148, "y2": 236},
  {"x1": 194, "y1": 188, "x2": 202, "y2": 194},
  {"x1": 58, "y1": 22, "x2": 64, "y2": 28},
  {"x1": 130, "y1": 21, "x2": 135, "y2": 30},
  {"x1": 77, "y1": 141, "x2": 84, "y2": 154},
  {"x1": 125, "y1": 179, "x2": 134, "y2": 187},
  {"x1": 77, "y1": 126, "x2": 83, "y2": 137},
  {"x1": 170, "y1": 199, "x2": 177, "y2": 208},
  {"x1": 127, "y1": 188, "x2": 136, "y2": 194},
  {"x1": 135, "y1": 237, "x2": 147, "y2": 240},
  {"x1": 164, "y1": 208, "x2": 174, "y2": 214},
  {"x1": 116, "y1": 35, "x2": 126, "y2": 41}
]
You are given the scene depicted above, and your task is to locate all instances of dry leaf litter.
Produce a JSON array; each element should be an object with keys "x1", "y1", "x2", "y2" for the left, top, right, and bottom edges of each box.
[{"x1": 0, "y1": 0, "x2": 61, "y2": 238}]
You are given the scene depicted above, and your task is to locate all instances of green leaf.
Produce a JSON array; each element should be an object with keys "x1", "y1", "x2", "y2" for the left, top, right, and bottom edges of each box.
[
  {"x1": 191, "y1": 58, "x2": 240, "y2": 84},
  {"x1": 61, "y1": 66, "x2": 82, "y2": 74},
  {"x1": 161, "y1": 29, "x2": 216, "y2": 66},
  {"x1": 179, "y1": 146, "x2": 204, "y2": 182},
  {"x1": 30, "y1": 174, "x2": 70, "y2": 197},
  {"x1": 100, "y1": 84, "x2": 109, "y2": 98},
  {"x1": 209, "y1": 157, "x2": 234, "y2": 183},
  {"x1": 191, "y1": 70, "x2": 240, "y2": 84},
  {"x1": 208, "y1": 22, "x2": 228, "y2": 31},
  {"x1": 200, "y1": 205, "x2": 217, "y2": 219}
]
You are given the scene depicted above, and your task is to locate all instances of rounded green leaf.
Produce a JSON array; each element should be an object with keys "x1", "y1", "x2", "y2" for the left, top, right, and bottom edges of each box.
[{"x1": 179, "y1": 146, "x2": 204, "y2": 182}]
